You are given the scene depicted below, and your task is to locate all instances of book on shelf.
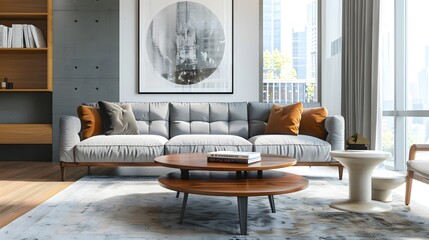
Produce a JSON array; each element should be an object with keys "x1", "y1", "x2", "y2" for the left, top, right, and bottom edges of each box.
[
  {"x1": 23, "y1": 25, "x2": 36, "y2": 48},
  {"x1": 29, "y1": 24, "x2": 46, "y2": 48},
  {"x1": 0, "y1": 24, "x2": 45, "y2": 48},
  {"x1": 207, "y1": 156, "x2": 262, "y2": 164},
  {"x1": 7, "y1": 27, "x2": 12, "y2": 48},
  {"x1": 206, "y1": 151, "x2": 261, "y2": 160},
  {"x1": 11, "y1": 24, "x2": 23, "y2": 48},
  {"x1": 0, "y1": 25, "x2": 7, "y2": 48}
]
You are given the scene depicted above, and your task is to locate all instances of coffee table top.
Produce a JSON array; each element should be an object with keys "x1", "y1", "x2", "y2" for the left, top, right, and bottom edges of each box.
[
  {"x1": 154, "y1": 153, "x2": 297, "y2": 171},
  {"x1": 159, "y1": 170, "x2": 309, "y2": 197}
]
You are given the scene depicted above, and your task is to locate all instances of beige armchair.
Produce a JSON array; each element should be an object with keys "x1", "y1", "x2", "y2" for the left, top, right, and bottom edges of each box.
[{"x1": 405, "y1": 144, "x2": 429, "y2": 205}]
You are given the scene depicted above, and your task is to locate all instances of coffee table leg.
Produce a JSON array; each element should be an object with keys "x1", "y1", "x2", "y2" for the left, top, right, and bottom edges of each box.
[
  {"x1": 257, "y1": 170, "x2": 263, "y2": 178},
  {"x1": 180, "y1": 169, "x2": 189, "y2": 180},
  {"x1": 176, "y1": 191, "x2": 180, "y2": 198},
  {"x1": 268, "y1": 195, "x2": 276, "y2": 213},
  {"x1": 237, "y1": 196, "x2": 248, "y2": 235},
  {"x1": 179, "y1": 193, "x2": 189, "y2": 224}
]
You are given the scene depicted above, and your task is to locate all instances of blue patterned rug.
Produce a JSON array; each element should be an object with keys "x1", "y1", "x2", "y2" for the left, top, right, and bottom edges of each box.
[{"x1": 1, "y1": 175, "x2": 429, "y2": 239}]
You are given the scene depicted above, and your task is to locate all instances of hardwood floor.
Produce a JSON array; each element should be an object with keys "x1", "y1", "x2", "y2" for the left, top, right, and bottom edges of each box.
[{"x1": 0, "y1": 161, "x2": 114, "y2": 228}]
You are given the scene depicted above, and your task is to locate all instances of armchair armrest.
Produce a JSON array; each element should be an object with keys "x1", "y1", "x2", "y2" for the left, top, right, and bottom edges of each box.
[
  {"x1": 59, "y1": 115, "x2": 81, "y2": 163},
  {"x1": 324, "y1": 115, "x2": 345, "y2": 151},
  {"x1": 409, "y1": 144, "x2": 429, "y2": 160}
]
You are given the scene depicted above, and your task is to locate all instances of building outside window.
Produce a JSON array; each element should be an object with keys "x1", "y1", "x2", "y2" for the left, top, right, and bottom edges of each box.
[{"x1": 262, "y1": 0, "x2": 318, "y2": 104}]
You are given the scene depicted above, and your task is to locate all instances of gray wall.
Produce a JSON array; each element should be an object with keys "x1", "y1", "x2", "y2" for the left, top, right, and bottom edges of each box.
[{"x1": 52, "y1": 0, "x2": 119, "y2": 161}]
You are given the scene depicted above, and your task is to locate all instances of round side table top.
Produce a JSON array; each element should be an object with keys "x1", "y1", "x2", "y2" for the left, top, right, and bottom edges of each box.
[
  {"x1": 154, "y1": 152, "x2": 297, "y2": 171},
  {"x1": 330, "y1": 150, "x2": 391, "y2": 159}
]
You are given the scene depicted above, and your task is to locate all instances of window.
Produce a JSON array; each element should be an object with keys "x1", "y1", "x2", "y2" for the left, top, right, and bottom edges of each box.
[
  {"x1": 380, "y1": 0, "x2": 429, "y2": 170},
  {"x1": 262, "y1": 0, "x2": 318, "y2": 104}
]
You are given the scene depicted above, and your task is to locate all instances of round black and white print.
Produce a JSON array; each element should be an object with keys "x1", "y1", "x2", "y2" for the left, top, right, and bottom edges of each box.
[{"x1": 146, "y1": 1, "x2": 225, "y2": 85}]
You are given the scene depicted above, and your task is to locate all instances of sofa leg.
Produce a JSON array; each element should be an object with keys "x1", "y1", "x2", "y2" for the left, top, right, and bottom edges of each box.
[
  {"x1": 405, "y1": 170, "x2": 413, "y2": 205},
  {"x1": 87, "y1": 166, "x2": 91, "y2": 175},
  {"x1": 60, "y1": 163, "x2": 66, "y2": 181},
  {"x1": 338, "y1": 165, "x2": 344, "y2": 180}
]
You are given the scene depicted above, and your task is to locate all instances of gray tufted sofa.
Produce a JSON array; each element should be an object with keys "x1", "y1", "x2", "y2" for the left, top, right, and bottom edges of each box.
[{"x1": 60, "y1": 102, "x2": 345, "y2": 180}]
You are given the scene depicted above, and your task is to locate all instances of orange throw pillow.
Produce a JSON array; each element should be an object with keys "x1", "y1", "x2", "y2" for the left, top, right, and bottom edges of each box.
[
  {"x1": 77, "y1": 105, "x2": 103, "y2": 140},
  {"x1": 299, "y1": 107, "x2": 328, "y2": 140},
  {"x1": 265, "y1": 102, "x2": 303, "y2": 135}
]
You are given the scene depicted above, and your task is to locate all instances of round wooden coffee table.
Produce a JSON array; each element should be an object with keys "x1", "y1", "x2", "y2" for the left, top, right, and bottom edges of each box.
[{"x1": 155, "y1": 153, "x2": 308, "y2": 235}]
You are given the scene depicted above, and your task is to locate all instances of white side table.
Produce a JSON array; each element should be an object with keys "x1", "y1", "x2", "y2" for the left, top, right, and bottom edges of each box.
[{"x1": 330, "y1": 150, "x2": 392, "y2": 213}]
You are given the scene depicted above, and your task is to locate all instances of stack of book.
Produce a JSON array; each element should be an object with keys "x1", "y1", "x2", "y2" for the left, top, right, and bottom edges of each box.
[
  {"x1": 206, "y1": 151, "x2": 262, "y2": 164},
  {"x1": 0, "y1": 24, "x2": 46, "y2": 48}
]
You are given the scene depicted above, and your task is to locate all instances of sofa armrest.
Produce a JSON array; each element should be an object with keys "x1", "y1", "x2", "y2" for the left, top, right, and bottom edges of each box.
[
  {"x1": 325, "y1": 115, "x2": 345, "y2": 151},
  {"x1": 60, "y1": 115, "x2": 81, "y2": 163}
]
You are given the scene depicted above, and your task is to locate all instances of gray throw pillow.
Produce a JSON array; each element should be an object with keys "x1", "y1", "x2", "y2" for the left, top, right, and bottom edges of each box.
[{"x1": 98, "y1": 101, "x2": 139, "y2": 135}]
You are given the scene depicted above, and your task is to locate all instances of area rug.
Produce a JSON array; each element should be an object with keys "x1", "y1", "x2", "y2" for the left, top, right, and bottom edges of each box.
[{"x1": 1, "y1": 175, "x2": 429, "y2": 240}]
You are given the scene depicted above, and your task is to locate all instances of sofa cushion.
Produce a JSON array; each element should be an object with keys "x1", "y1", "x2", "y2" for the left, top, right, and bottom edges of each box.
[
  {"x1": 75, "y1": 135, "x2": 168, "y2": 163},
  {"x1": 249, "y1": 134, "x2": 331, "y2": 162},
  {"x1": 77, "y1": 105, "x2": 103, "y2": 140},
  {"x1": 165, "y1": 134, "x2": 253, "y2": 154},
  {"x1": 248, "y1": 102, "x2": 273, "y2": 138},
  {"x1": 265, "y1": 102, "x2": 303, "y2": 135},
  {"x1": 407, "y1": 159, "x2": 429, "y2": 179},
  {"x1": 98, "y1": 101, "x2": 139, "y2": 135},
  {"x1": 299, "y1": 107, "x2": 328, "y2": 140},
  {"x1": 169, "y1": 102, "x2": 249, "y2": 139}
]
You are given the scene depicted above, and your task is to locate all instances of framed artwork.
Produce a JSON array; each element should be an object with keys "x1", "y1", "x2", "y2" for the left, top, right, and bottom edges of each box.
[{"x1": 139, "y1": 0, "x2": 233, "y2": 93}]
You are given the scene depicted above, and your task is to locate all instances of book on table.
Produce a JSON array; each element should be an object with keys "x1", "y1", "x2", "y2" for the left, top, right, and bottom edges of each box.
[{"x1": 206, "y1": 151, "x2": 261, "y2": 164}]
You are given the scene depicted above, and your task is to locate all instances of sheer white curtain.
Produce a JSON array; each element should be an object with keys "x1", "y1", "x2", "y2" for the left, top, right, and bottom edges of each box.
[{"x1": 341, "y1": 0, "x2": 381, "y2": 150}]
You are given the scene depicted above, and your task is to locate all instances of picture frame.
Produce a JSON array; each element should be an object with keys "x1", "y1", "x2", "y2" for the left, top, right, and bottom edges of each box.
[{"x1": 139, "y1": 0, "x2": 233, "y2": 94}]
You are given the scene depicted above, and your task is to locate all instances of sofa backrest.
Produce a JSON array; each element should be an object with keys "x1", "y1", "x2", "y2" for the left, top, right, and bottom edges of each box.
[
  {"x1": 84, "y1": 102, "x2": 170, "y2": 138},
  {"x1": 82, "y1": 101, "x2": 336, "y2": 141},
  {"x1": 169, "y1": 102, "x2": 249, "y2": 139}
]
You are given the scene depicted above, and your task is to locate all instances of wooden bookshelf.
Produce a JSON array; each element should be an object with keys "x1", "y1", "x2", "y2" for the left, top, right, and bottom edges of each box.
[
  {"x1": 0, "y1": 124, "x2": 52, "y2": 144},
  {"x1": 0, "y1": 0, "x2": 52, "y2": 146},
  {"x1": 0, "y1": 0, "x2": 47, "y2": 13},
  {"x1": 0, "y1": 13, "x2": 48, "y2": 20},
  {"x1": 0, "y1": 89, "x2": 51, "y2": 92},
  {"x1": 0, "y1": 48, "x2": 48, "y2": 51}
]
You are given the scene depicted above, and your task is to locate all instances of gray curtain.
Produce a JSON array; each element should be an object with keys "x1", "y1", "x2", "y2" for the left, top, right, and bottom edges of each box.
[{"x1": 341, "y1": 0, "x2": 381, "y2": 150}]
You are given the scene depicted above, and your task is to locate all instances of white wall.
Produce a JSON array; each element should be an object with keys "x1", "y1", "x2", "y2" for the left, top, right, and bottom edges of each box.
[{"x1": 119, "y1": 0, "x2": 260, "y2": 102}]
